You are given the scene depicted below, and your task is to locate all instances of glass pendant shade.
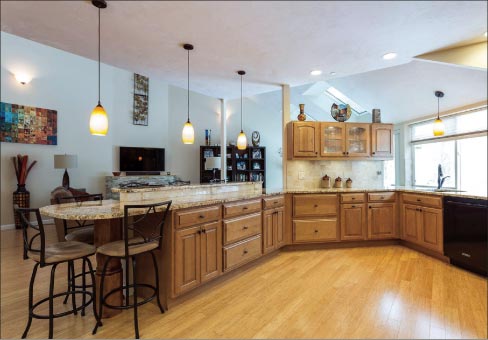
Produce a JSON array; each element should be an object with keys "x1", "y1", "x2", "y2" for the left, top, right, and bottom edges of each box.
[
  {"x1": 433, "y1": 118, "x2": 445, "y2": 136},
  {"x1": 89, "y1": 103, "x2": 108, "y2": 136},
  {"x1": 182, "y1": 120, "x2": 195, "y2": 144},
  {"x1": 237, "y1": 130, "x2": 247, "y2": 150}
]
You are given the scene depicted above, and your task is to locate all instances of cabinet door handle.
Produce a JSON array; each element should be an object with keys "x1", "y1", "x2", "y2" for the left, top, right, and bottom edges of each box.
[
  {"x1": 369, "y1": 206, "x2": 372, "y2": 209},
  {"x1": 201, "y1": 228, "x2": 206, "y2": 233},
  {"x1": 346, "y1": 152, "x2": 349, "y2": 155},
  {"x1": 197, "y1": 229, "x2": 202, "y2": 234},
  {"x1": 342, "y1": 152, "x2": 346, "y2": 155},
  {"x1": 419, "y1": 209, "x2": 422, "y2": 212},
  {"x1": 372, "y1": 152, "x2": 376, "y2": 155},
  {"x1": 243, "y1": 249, "x2": 248, "y2": 255}
]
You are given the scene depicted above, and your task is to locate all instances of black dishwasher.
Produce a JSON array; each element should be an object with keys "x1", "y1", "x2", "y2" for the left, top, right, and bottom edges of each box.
[{"x1": 444, "y1": 196, "x2": 487, "y2": 276}]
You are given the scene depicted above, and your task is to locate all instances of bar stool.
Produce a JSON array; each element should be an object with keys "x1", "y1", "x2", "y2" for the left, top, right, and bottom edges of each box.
[
  {"x1": 56, "y1": 193, "x2": 102, "y2": 306},
  {"x1": 15, "y1": 206, "x2": 97, "y2": 339},
  {"x1": 92, "y1": 200, "x2": 172, "y2": 339}
]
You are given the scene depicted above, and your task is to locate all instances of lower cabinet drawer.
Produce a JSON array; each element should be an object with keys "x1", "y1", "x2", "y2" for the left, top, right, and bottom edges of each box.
[
  {"x1": 368, "y1": 192, "x2": 396, "y2": 202},
  {"x1": 223, "y1": 199, "x2": 262, "y2": 218},
  {"x1": 293, "y1": 219, "x2": 338, "y2": 243},
  {"x1": 402, "y1": 193, "x2": 442, "y2": 208},
  {"x1": 223, "y1": 213, "x2": 261, "y2": 245},
  {"x1": 223, "y1": 235, "x2": 262, "y2": 272}
]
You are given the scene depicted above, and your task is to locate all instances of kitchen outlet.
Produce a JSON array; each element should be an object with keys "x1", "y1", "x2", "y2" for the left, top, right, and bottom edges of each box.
[{"x1": 298, "y1": 171, "x2": 305, "y2": 180}]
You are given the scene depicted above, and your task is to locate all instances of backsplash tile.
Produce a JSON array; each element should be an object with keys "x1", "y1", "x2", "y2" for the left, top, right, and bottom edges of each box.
[{"x1": 286, "y1": 160, "x2": 385, "y2": 189}]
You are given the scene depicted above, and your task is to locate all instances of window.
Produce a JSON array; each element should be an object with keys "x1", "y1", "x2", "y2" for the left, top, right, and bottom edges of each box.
[{"x1": 410, "y1": 107, "x2": 487, "y2": 191}]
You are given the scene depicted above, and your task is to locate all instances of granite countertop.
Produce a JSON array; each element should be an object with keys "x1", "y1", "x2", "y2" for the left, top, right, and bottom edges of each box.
[
  {"x1": 112, "y1": 181, "x2": 263, "y2": 193},
  {"x1": 40, "y1": 186, "x2": 486, "y2": 220}
]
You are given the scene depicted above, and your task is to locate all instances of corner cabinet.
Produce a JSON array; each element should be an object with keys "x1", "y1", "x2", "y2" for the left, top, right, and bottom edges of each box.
[
  {"x1": 371, "y1": 123, "x2": 393, "y2": 158},
  {"x1": 288, "y1": 121, "x2": 392, "y2": 160}
]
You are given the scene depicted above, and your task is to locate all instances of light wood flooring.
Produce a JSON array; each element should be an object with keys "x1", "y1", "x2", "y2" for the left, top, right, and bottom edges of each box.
[{"x1": 1, "y1": 226, "x2": 486, "y2": 339}]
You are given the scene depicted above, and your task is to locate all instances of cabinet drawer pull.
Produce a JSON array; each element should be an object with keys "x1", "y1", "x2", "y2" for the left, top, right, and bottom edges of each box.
[
  {"x1": 314, "y1": 204, "x2": 319, "y2": 208},
  {"x1": 372, "y1": 152, "x2": 376, "y2": 155},
  {"x1": 380, "y1": 196, "x2": 385, "y2": 199},
  {"x1": 416, "y1": 199, "x2": 421, "y2": 202},
  {"x1": 243, "y1": 249, "x2": 248, "y2": 255},
  {"x1": 243, "y1": 226, "x2": 248, "y2": 230},
  {"x1": 351, "y1": 197, "x2": 355, "y2": 200},
  {"x1": 351, "y1": 205, "x2": 356, "y2": 208},
  {"x1": 273, "y1": 201, "x2": 278, "y2": 204},
  {"x1": 199, "y1": 215, "x2": 205, "y2": 219},
  {"x1": 314, "y1": 230, "x2": 318, "y2": 233},
  {"x1": 346, "y1": 152, "x2": 349, "y2": 155},
  {"x1": 243, "y1": 207, "x2": 248, "y2": 210}
]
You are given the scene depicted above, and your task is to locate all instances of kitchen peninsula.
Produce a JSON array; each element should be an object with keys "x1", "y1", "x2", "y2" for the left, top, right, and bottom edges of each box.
[{"x1": 40, "y1": 181, "x2": 487, "y2": 311}]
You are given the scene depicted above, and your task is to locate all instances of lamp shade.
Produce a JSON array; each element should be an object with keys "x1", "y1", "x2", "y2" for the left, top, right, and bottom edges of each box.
[
  {"x1": 205, "y1": 156, "x2": 221, "y2": 170},
  {"x1": 54, "y1": 154, "x2": 78, "y2": 169},
  {"x1": 237, "y1": 130, "x2": 247, "y2": 150},
  {"x1": 90, "y1": 104, "x2": 109, "y2": 136},
  {"x1": 433, "y1": 118, "x2": 445, "y2": 136},
  {"x1": 182, "y1": 121, "x2": 195, "y2": 144}
]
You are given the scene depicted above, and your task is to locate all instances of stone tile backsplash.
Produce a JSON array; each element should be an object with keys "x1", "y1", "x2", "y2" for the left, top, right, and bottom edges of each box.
[{"x1": 286, "y1": 160, "x2": 385, "y2": 189}]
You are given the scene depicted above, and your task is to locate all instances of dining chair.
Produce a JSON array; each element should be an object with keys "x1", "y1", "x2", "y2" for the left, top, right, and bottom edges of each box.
[
  {"x1": 14, "y1": 205, "x2": 97, "y2": 339},
  {"x1": 92, "y1": 200, "x2": 172, "y2": 339}
]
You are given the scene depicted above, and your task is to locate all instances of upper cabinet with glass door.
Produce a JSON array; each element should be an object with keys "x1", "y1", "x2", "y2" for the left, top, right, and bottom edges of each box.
[
  {"x1": 319, "y1": 122, "x2": 346, "y2": 157},
  {"x1": 345, "y1": 123, "x2": 370, "y2": 157}
]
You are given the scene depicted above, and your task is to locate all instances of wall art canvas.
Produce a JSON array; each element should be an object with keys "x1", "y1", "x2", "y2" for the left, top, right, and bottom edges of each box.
[
  {"x1": 133, "y1": 73, "x2": 149, "y2": 126},
  {"x1": 0, "y1": 102, "x2": 57, "y2": 145}
]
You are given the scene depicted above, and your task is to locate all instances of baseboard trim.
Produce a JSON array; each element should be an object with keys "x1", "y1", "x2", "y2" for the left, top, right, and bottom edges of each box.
[
  {"x1": 399, "y1": 240, "x2": 449, "y2": 263},
  {"x1": 282, "y1": 239, "x2": 400, "y2": 251},
  {"x1": 1, "y1": 218, "x2": 54, "y2": 231}
]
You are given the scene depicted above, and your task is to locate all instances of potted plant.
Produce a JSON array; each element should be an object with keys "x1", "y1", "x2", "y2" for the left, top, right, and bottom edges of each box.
[{"x1": 12, "y1": 155, "x2": 37, "y2": 229}]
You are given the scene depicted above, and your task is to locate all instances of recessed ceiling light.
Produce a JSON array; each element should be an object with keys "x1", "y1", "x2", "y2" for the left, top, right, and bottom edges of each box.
[
  {"x1": 330, "y1": 72, "x2": 337, "y2": 76},
  {"x1": 310, "y1": 70, "x2": 322, "y2": 76},
  {"x1": 382, "y1": 52, "x2": 397, "y2": 60}
]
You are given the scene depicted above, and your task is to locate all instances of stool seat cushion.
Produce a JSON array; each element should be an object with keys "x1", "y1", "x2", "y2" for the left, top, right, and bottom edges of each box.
[
  {"x1": 28, "y1": 241, "x2": 96, "y2": 264},
  {"x1": 97, "y1": 237, "x2": 159, "y2": 257},
  {"x1": 65, "y1": 226, "x2": 94, "y2": 244}
]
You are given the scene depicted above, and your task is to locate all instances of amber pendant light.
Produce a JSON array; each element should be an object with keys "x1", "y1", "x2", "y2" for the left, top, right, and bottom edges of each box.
[
  {"x1": 89, "y1": 0, "x2": 108, "y2": 136},
  {"x1": 236, "y1": 70, "x2": 247, "y2": 150},
  {"x1": 181, "y1": 44, "x2": 195, "y2": 144},
  {"x1": 433, "y1": 90, "x2": 445, "y2": 136}
]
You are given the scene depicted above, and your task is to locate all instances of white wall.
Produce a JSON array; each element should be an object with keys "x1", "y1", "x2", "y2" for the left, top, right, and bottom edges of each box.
[
  {"x1": 1, "y1": 32, "x2": 177, "y2": 226},
  {"x1": 227, "y1": 89, "x2": 283, "y2": 189}
]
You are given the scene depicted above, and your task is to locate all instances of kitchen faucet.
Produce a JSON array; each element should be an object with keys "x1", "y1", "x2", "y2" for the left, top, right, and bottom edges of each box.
[{"x1": 437, "y1": 164, "x2": 450, "y2": 189}]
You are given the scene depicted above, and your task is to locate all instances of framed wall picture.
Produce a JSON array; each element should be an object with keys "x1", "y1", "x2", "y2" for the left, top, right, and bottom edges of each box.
[{"x1": 133, "y1": 73, "x2": 149, "y2": 126}]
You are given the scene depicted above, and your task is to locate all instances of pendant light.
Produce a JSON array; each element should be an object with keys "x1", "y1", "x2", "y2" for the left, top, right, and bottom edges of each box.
[
  {"x1": 236, "y1": 70, "x2": 247, "y2": 150},
  {"x1": 181, "y1": 44, "x2": 195, "y2": 144},
  {"x1": 433, "y1": 90, "x2": 445, "y2": 136},
  {"x1": 89, "y1": 0, "x2": 108, "y2": 136}
]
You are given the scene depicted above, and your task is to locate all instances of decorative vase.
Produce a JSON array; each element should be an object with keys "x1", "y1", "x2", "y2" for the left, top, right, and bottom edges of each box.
[
  {"x1": 346, "y1": 178, "x2": 353, "y2": 188},
  {"x1": 333, "y1": 177, "x2": 342, "y2": 188},
  {"x1": 321, "y1": 175, "x2": 330, "y2": 188},
  {"x1": 13, "y1": 184, "x2": 30, "y2": 229},
  {"x1": 297, "y1": 104, "x2": 306, "y2": 121}
]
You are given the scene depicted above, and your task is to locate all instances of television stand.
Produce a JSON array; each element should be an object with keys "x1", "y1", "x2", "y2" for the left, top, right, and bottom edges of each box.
[{"x1": 125, "y1": 171, "x2": 161, "y2": 176}]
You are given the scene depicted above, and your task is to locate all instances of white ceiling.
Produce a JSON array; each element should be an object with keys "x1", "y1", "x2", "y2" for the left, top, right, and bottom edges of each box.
[{"x1": 1, "y1": 1, "x2": 487, "y2": 99}]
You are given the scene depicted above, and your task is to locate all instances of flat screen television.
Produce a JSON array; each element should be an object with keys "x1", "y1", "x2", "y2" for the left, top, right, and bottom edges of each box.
[{"x1": 119, "y1": 147, "x2": 165, "y2": 172}]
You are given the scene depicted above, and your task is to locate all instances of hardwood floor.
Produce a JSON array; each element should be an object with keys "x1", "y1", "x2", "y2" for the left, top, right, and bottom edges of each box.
[{"x1": 1, "y1": 226, "x2": 486, "y2": 339}]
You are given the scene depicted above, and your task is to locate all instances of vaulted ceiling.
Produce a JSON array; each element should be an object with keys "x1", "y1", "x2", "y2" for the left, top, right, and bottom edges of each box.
[{"x1": 1, "y1": 1, "x2": 486, "y2": 101}]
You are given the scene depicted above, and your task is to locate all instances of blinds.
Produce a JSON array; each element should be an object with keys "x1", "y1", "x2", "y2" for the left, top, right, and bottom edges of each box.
[{"x1": 410, "y1": 107, "x2": 487, "y2": 142}]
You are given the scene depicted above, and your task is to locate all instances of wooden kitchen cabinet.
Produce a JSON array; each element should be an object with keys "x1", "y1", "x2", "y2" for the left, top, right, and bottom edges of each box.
[
  {"x1": 368, "y1": 203, "x2": 397, "y2": 239},
  {"x1": 345, "y1": 123, "x2": 370, "y2": 157},
  {"x1": 262, "y1": 207, "x2": 285, "y2": 254},
  {"x1": 371, "y1": 123, "x2": 393, "y2": 158},
  {"x1": 401, "y1": 196, "x2": 443, "y2": 253},
  {"x1": 174, "y1": 221, "x2": 222, "y2": 296},
  {"x1": 291, "y1": 122, "x2": 319, "y2": 157},
  {"x1": 319, "y1": 122, "x2": 346, "y2": 157},
  {"x1": 340, "y1": 203, "x2": 366, "y2": 240}
]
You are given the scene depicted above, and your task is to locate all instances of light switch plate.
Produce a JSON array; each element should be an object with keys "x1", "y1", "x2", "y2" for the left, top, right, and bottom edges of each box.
[{"x1": 298, "y1": 171, "x2": 305, "y2": 180}]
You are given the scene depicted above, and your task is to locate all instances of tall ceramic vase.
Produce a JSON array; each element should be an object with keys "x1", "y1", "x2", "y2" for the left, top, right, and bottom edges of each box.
[{"x1": 13, "y1": 184, "x2": 30, "y2": 229}]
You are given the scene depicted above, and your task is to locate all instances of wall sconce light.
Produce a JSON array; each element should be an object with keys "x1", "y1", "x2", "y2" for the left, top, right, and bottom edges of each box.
[{"x1": 14, "y1": 73, "x2": 32, "y2": 85}]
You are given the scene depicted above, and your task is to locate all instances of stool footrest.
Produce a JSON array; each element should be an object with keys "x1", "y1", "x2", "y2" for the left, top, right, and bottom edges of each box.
[
  {"x1": 31, "y1": 291, "x2": 94, "y2": 320},
  {"x1": 102, "y1": 284, "x2": 156, "y2": 310}
]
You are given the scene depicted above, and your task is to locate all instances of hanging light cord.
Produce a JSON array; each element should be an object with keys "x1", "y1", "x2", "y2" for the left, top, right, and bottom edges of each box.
[
  {"x1": 240, "y1": 73, "x2": 243, "y2": 131},
  {"x1": 437, "y1": 96, "x2": 440, "y2": 119},
  {"x1": 98, "y1": 7, "x2": 101, "y2": 105},
  {"x1": 187, "y1": 48, "x2": 190, "y2": 122}
]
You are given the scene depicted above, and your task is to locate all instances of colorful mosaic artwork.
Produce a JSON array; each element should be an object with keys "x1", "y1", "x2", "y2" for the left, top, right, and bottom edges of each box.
[{"x1": 0, "y1": 102, "x2": 57, "y2": 145}]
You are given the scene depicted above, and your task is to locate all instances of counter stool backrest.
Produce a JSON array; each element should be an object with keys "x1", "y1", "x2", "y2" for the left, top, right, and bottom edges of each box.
[
  {"x1": 122, "y1": 200, "x2": 172, "y2": 257},
  {"x1": 56, "y1": 193, "x2": 103, "y2": 231},
  {"x1": 14, "y1": 205, "x2": 46, "y2": 266}
]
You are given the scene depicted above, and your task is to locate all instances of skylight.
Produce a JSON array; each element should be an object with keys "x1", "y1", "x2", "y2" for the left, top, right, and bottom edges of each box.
[{"x1": 325, "y1": 86, "x2": 369, "y2": 116}]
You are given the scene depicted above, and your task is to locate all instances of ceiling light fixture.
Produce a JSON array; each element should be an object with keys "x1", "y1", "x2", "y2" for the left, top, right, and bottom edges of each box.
[
  {"x1": 236, "y1": 70, "x2": 247, "y2": 150},
  {"x1": 433, "y1": 90, "x2": 445, "y2": 136},
  {"x1": 329, "y1": 72, "x2": 337, "y2": 76},
  {"x1": 382, "y1": 52, "x2": 397, "y2": 60},
  {"x1": 14, "y1": 73, "x2": 32, "y2": 85},
  {"x1": 310, "y1": 70, "x2": 322, "y2": 76},
  {"x1": 181, "y1": 44, "x2": 195, "y2": 144},
  {"x1": 89, "y1": 0, "x2": 108, "y2": 136}
]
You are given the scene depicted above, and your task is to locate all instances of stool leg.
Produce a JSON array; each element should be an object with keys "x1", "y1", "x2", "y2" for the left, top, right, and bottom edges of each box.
[
  {"x1": 125, "y1": 256, "x2": 130, "y2": 308},
  {"x1": 69, "y1": 261, "x2": 77, "y2": 316},
  {"x1": 150, "y1": 251, "x2": 164, "y2": 313},
  {"x1": 22, "y1": 262, "x2": 39, "y2": 339},
  {"x1": 92, "y1": 256, "x2": 110, "y2": 335},
  {"x1": 81, "y1": 258, "x2": 87, "y2": 316},
  {"x1": 63, "y1": 262, "x2": 71, "y2": 304},
  {"x1": 48, "y1": 263, "x2": 58, "y2": 339},
  {"x1": 132, "y1": 256, "x2": 140, "y2": 339},
  {"x1": 85, "y1": 258, "x2": 100, "y2": 325}
]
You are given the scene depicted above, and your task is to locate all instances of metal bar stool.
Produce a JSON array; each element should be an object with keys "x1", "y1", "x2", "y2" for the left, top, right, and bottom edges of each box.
[
  {"x1": 56, "y1": 194, "x2": 102, "y2": 306},
  {"x1": 15, "y1": 206, "x2": 97, "y2": 339},
  {"x1": 92, "y1": 200, "x2": 172, "y2": 339}
]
